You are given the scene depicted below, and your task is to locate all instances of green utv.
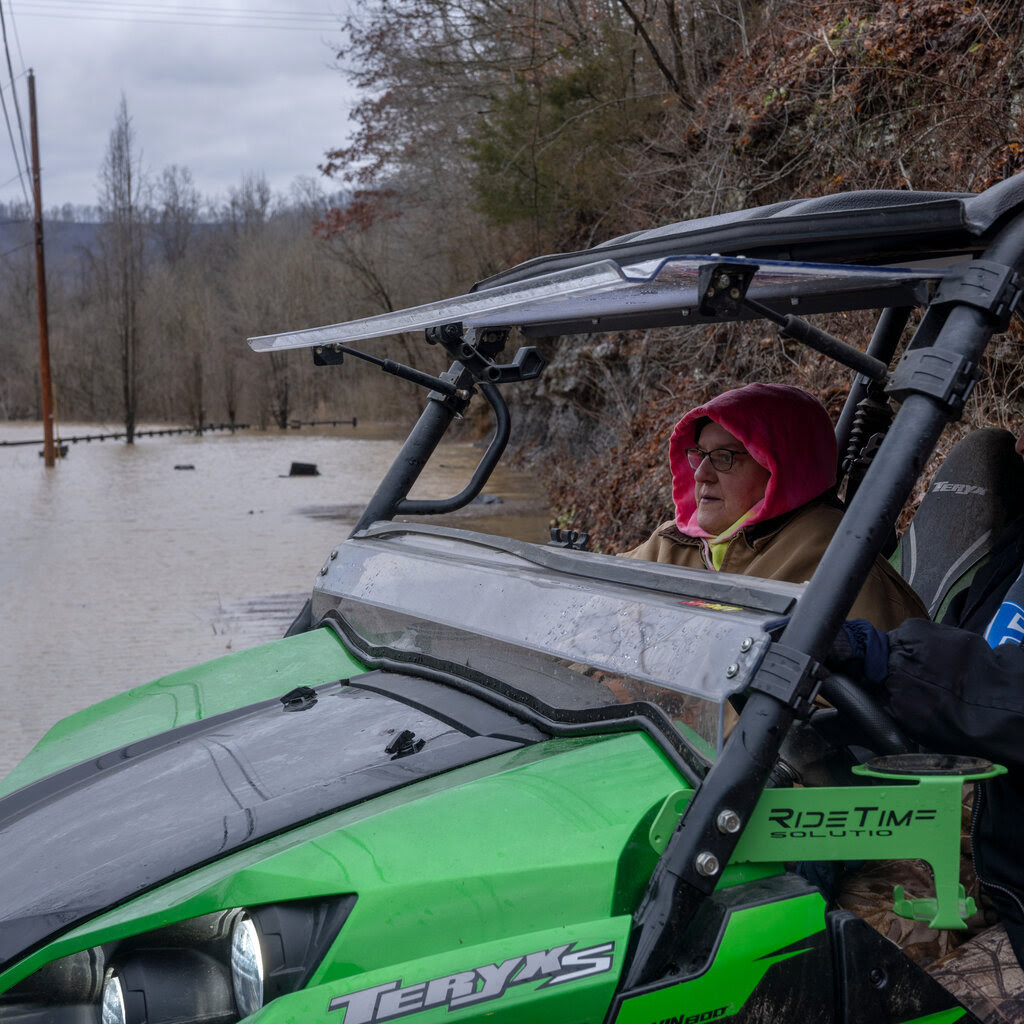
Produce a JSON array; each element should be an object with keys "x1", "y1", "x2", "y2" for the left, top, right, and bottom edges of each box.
[{"x1": 4, "y1": 175, "x2": 1024, "y2": 1024}]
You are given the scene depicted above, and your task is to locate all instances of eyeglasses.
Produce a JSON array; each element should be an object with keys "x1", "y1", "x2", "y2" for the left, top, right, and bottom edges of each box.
[{"x1": 684, "y1": 446, "x2": 750, "y2": 472}]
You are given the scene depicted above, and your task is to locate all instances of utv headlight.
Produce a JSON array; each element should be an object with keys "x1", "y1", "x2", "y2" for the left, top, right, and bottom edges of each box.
[
  {"x1": 100, "y1": 950, "x2": 235, "y2": 1024},
  {"x1": 228, "y1": 899, "x2": 356, "y2": 1013},
  {"x1": 101, "y1": 970, "x2": 128, "y2": 1024},
  {"x1": 230, "y1": 914, "x2": 263, "y2": 1017},
  {"x1": 5, "y1": 897, "x2": 355, "y2": 1022}
]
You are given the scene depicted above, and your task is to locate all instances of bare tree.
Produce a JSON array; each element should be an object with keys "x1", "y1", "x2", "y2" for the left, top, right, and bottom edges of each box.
[
  {"x1": 156, "y1": 164, "x2": 200, "y2": 264},
  {"x1": 227, "y1": 172, "x2": 273, "y2": 236},
  {"x1": 149, "y1": 165, "x2": 207, "y2": 429},
  {"x1": 97, "y1": 95, "x2": 148, "y2": 444},
  {"x1": 320, "y1": 0, "x2": 675, "y2": 254},
  {"x1": 0, "y1": 242, "x2": 40, "y2": 418}
]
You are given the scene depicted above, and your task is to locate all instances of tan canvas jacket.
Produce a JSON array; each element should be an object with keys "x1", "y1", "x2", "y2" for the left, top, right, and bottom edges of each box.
[{"x1": 622, "y1": 501, "x2": 927, "y2": 630}]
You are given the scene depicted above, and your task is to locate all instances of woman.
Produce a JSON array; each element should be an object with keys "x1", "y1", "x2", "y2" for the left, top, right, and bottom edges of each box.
[{"x1": 623, "y1": 382, "x2": 926, "y2": 630}]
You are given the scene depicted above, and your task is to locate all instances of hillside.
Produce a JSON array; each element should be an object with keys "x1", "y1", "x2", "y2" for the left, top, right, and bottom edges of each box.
[{"x1": 496, "y1": 0, "x2": 1024, "y2": 550}]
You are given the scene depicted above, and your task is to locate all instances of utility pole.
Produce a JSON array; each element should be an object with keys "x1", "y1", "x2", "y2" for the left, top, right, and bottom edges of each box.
[{"x1": 29, "y1": 68, "x2": 55, "y2": 467}]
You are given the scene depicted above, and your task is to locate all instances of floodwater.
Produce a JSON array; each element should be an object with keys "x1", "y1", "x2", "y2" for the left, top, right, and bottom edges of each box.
[{"x1": 0, "y1": 422, "x2": 551, "y2": 779}]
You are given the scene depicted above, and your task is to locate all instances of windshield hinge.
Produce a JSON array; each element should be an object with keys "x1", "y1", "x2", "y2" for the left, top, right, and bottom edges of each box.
[
  {"x1": 386, "y1": 729, "x2": 425, "y2": 760},
  {"x1": 887, "y1": 348, "x2": 981, "y2": 419},
  {"x1": 280, "y1": 685, "x2": 319, "y2": 712},
  {"x1": 548, "y1": 528, "x2": 590, "y2": 550},
  {"x1": 697, "y1": 261, "x2": 887, "y2": 380},
  {"x1": 425, "y1": 323, "x2": 547, "y2": 385},
  {"x1": 931, "y1": 259, "x2": 1024, "y2": 330},
  {"x1": 748, "y1": 642, "x2": 822, "y2": 718}
]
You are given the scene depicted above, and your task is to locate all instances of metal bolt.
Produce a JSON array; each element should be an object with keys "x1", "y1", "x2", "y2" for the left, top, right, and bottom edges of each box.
[
  {"x1": 717, "y1": 809, "x2": 742, "y2": 834},
  {"x1": 319, "y1": 565, "x2": 329, "y2": 576},
  {"x1": 314, "y1": 346, "x2": 323, "y2": 356},
  {"x1": 330, "y1": 548, "x2": 338, "y2": 560},
  {"x1": 717, "y1": 273, "x2": 731, "y2": 288},
  {"x1": 695, "y1": 852, "x2": 720, "y2": 877},
  {"x1": 790, "y1": 296, "x2": 799, "y2": 306},
  {"x1": 729, "y1": 287, "x2": 740, "y2": 299},
  {"x1": 740, "y1": 637, "x2": 753, "y2": 653},
  {"x1": 726, "y1": 663, "x2": 739, "y2": 678}
]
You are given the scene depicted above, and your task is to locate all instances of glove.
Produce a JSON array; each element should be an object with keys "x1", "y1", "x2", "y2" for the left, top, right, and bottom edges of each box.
[{"x1": 827, "y1": 619, "x2": 890, "y2": 687}]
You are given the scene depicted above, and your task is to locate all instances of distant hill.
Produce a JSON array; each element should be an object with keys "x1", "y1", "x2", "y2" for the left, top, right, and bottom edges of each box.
[
  {"x1": 0, "y1": 218, "x2": 230, "y2": 278},
  {"x1": 0, "y1": 219, "x2": 101, "y2": 277}
]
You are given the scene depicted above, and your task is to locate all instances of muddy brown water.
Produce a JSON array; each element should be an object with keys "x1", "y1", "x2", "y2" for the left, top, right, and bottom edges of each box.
[{"x1": 0, "y1": 423, "x2": 551, "y2": 780}]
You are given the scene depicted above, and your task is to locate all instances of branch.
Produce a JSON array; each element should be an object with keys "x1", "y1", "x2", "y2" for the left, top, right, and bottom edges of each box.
[{"x1": 614, "y1": 0, "x2": 696, "y2": 111}]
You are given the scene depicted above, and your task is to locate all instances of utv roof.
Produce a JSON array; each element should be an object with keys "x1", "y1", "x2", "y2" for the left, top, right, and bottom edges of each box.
[
  {"x1": 479, "y1": 178, "x2": 1024, "y2": 286},
  {"x1": 249, "y1": 174, "x2": 1024, "y2": 353}
]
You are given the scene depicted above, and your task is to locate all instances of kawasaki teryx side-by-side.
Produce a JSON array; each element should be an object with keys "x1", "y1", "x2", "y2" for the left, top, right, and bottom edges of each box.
[{"x1": 5, "y1": 175, "x2": 1024, "y2": 1023}]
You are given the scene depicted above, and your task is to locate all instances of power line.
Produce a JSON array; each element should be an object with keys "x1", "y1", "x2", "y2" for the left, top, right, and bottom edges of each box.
[
  {"x1": 0, "y1": 0, "x2": 350, "y2": 206},
  {"x1": 2, "y1": 27, "x2": 29, "y2": 174},
  {"x1": 3, "y1": 0, "x2": 23, "y2": 67},
  {"x1": 0, "y1": 5, "x2": 30, "y2": 206},
  {"x1": 1, "y1": 240, "x2": 33, "y2": 257},
  {"x1": 8, "y1": 1, "x2": 339, "y2": 31},
  {"x1": 0, "y1": 166, "x2": 27, "y2": 190},
  {"x1": 21, "y1": 0, "x2": 337, "y2": 13}
]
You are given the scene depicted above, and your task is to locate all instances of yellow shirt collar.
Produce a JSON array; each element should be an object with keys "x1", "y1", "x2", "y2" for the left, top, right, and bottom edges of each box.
[{"x1": 708, "y1": 510, "x2": 756, "y2": 570}]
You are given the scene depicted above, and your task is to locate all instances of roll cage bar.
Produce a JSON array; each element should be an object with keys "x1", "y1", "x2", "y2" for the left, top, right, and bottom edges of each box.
[{"x1": 250, "y1": 174, "x2": 1024, "y2": 991}]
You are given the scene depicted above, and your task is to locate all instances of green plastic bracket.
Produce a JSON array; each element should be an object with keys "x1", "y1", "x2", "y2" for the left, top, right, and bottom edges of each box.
[
  {"x1": 893, "y1": 883, "x2": 975, "y2": 925},
  {"x1": 648, "y1": 790, "x2": 690, "y2": 855},
  {"x1": 729, "y1": 756, "x2": 1006, "y2": 930}
]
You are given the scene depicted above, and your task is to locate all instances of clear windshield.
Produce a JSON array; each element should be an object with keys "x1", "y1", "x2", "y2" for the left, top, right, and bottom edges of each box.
[
  {"x1": 248, "y1": 255, "x2": 952, "y2": 352},
  {"x1": 312, "y1": 524, "x2": 807, "y2": 758}
]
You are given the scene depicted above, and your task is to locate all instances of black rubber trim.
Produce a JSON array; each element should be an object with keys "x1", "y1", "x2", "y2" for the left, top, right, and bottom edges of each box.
[
  {"x1": 320, "y1": 612, "x2": 710, "y2": 788},
  {"x1": 345, "y1": 671, "x2": 548, "y2": 743}
]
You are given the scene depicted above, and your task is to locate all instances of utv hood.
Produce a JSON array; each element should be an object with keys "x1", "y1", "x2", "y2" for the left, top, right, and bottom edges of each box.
[{"x1": 0, "y1": 675, "x2": 541, "y2": 972}]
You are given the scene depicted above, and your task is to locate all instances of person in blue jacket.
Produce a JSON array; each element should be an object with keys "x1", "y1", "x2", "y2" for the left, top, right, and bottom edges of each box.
[{"x1": 831, "y1": 432, "x2": 1024, "y2": 1020}]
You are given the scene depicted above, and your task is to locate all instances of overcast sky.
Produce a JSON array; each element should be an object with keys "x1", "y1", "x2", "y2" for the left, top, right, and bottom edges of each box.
[{"x1": 0, "y1": 0, "x2": 357, "y2": 213}]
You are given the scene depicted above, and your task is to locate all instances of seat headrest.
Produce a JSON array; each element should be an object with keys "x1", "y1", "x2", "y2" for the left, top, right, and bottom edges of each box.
[{"x1": 895, "y1": 428, "x2": 1024, "y2": 617}]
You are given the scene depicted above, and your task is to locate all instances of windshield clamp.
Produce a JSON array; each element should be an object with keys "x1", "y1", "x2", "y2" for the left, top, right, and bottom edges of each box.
[
  {"x1": 748, "y1": 642, "x2": 821, "y2": 717},
  {"x1": 425, "y1": 323, "x2": 547, "y2": 385},
  {"x1": 312, "y1": 342, "x2": 466, "y2": 401},
  {"x1": 932, "y1": 259, "x2": 1023, "y2": 330},
  {"x1": 697, "y1": 262, "x2": 887, "y2": 380},
  {"x1": 548, "y1": 528, "x2": 590, "y2": 550},
  {"x1": 888, "y1": 348, "x2": 981, "y2": 418}
]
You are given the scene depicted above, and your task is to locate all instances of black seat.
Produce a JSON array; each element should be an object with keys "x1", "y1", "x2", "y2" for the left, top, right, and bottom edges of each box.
[{"x1": 892, "y1": 428, "x2": 1024, "y2": 619}]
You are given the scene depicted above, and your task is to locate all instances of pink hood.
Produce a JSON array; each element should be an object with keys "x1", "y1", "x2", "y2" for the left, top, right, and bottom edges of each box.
[{"x1": 670, "y1": 383, "x2": 837, "y2": 537}]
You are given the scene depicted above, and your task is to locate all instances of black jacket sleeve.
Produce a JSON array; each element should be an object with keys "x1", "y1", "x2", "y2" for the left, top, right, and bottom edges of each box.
[{"x1": 885, "y1": 617, "x2": 1024, "y2": 770}]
